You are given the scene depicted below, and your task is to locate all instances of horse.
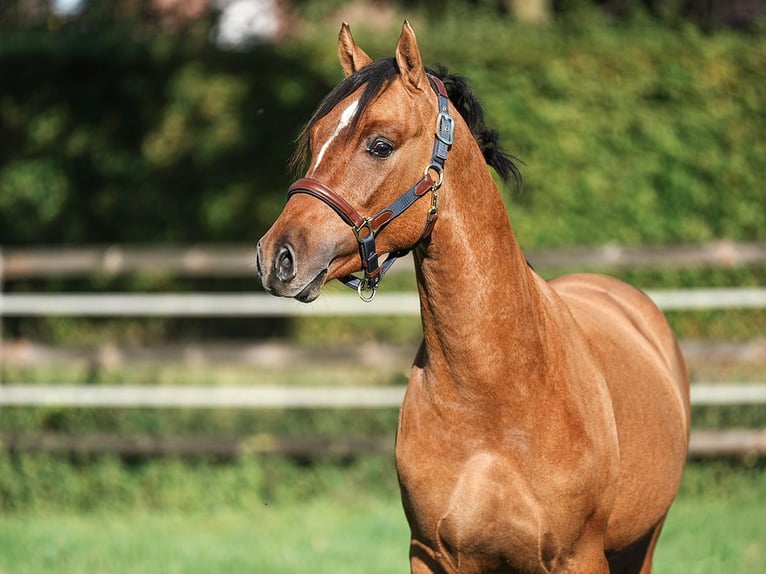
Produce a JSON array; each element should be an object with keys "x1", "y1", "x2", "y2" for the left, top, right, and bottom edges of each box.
[{"x1": 256, "y1": 21, "x2": 690, "y2": 574}]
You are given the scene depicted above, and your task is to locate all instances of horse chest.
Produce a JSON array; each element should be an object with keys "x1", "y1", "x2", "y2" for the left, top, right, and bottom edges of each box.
[
  {"x1": 396, "y1": 376, "x2": 608, "y2": 572},
  {"x1": 397, "y1": 443, "x2": 567, "y2": 573}
]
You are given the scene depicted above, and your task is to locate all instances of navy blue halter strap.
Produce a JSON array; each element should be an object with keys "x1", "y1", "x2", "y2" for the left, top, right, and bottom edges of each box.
[{"x1": 287, "y1": 74, "x2": 454, "y2": 301}]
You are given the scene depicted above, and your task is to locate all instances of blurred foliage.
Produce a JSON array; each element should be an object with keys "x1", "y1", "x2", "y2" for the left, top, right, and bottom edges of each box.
[
  {"x1": 0, "y1": 20, "x2": 334, "y2": 244},
  {"x1": 0, "y1": 403, "x2": 401, "y2": 442},
  {"x1": 1, "y1": 397, "x2": 764, "y2": 441},
  {"x1": 408, "y1": 10, "x2": 766, "y2": 249},
  {"x1": 0, "y1": 452, "x2": 400, "y2": 512},
  {"x1": 0, "y1": 3, "x2": 764, "y2": 250}
]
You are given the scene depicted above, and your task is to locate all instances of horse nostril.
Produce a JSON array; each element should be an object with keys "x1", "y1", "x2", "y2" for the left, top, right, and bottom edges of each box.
[{"x1": 275, "y1": 244, "x2": 296, "y2": 282}]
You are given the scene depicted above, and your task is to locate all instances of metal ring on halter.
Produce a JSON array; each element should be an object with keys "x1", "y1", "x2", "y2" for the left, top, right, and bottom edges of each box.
[
  {"x1": 424, "y1": 163, "x2": 444, "y2": 190},
  {"x1": 353, "y1": 217, "x2": 374, "y2": 242},
  {"x1": 357, "y1": 279, "x2": 377, "y2": 302}
]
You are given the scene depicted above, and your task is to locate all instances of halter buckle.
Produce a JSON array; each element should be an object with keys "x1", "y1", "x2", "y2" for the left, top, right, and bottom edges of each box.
[{"x1": 436, "y1": 112, "x2": 454, "y2": 146}]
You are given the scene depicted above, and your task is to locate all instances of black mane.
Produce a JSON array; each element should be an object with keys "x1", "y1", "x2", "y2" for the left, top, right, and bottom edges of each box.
[
  {"x1": 290, "y1": 58, "x2": 522, "y2": 189},
  {"x1": 428, "y1": 64, "x2": 522, "y2": 189}
]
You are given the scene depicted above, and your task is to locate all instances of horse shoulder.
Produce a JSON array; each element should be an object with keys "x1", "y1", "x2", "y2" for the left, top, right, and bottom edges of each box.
[
  {"x1": 548, "y1": 272, "x2": 689, "y2": 421},
  {"x1": 548, "y1": 272, "x2": 690, "y2": 550}
]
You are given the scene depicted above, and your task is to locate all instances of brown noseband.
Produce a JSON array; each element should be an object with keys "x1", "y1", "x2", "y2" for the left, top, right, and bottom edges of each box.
[{"x1": 287, "y1": 75, "x2": 454, "y2": 301}]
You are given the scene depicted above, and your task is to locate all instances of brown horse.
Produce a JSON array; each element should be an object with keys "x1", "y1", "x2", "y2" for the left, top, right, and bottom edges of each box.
[{"x1": 257, "y1": 21, "x2": 690, "y2": 574}]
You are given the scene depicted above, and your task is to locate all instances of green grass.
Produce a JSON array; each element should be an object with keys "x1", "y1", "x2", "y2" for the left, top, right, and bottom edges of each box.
[
  {"x1": 0, "y1": 500, "x2": 409, "y2": 574},
  {"x1": 657, "y1": 496, "x2": 765, "y2": 573},
  {"x1": 656, "y1": 462, "x2": 766, "y2": 573},
  {"x1": 0, "y1": 462, "x2": 763, "y2": 573}
]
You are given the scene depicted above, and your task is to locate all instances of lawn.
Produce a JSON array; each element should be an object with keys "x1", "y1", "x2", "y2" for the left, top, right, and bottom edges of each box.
[
  {"x1": 0, "y1": 462, "x2": 763, "y2": 573},
  {"x1": 656, "y1": 487, "x2": 765, "y2": 573},
  {"x1": 0, "y1": 499, "x2": 409, "y2": 574},
  {"x1": 654, "y1": 462, "x2": 766, "y2": 573}
]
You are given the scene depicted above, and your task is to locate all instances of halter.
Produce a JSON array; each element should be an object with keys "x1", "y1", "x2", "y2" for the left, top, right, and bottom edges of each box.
[{"x1": 287, "y1": 74, "x2": 454, "y2": 301}]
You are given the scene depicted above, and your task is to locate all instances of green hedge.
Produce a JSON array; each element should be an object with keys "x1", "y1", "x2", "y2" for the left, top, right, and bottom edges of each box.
[
  {"x1": 0, "y1": 28, "x2": 334, "y2": 244},
  {"x1": 1, "y1": 10, "x2": 764, "y2": 249},
  {"x1": 410, "y1": 13, "x2": 766, "y2": 247}
]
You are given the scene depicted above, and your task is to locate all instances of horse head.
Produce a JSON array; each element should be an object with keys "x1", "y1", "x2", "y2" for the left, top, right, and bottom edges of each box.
[{"x1": 256, "y1": 21, "x2": 450, "y2": 302}]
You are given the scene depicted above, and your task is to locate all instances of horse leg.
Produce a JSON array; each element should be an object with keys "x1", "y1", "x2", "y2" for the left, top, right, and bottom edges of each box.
[
  {"x1": 409, "y1": 539, "x2": 447, "y2": 574},
  {"x1": 568, "y1": 556, "x2": 610, "y2": 574},
  {"x1": 606, "y1": 516, "x2": 667, "y2": 574},
  {"x1": 557, "y1": 541, "x2": 611, "y2": 574},
  {"x1": 637, "y1": 517, "x2": 667, "y2": 574}
]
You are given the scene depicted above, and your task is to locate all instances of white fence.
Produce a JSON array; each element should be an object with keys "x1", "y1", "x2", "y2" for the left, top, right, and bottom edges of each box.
[
  {"x1": 1, "y1": 244, "x2": 764, "y2": 427},
  {"x1": 3, "y1": 241, "x2": 766, "y2": 279},
  {"x1": 1, "y1": 382, "x2": 765, "y2": 409},
  {"x1": 2, "y1": 287, "x2": 766, "y2": 317}
]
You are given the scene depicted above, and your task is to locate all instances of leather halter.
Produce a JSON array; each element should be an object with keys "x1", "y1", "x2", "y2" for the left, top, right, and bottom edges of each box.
[{"x1": 287, "y1": 74, "x2": 454, "y2": 301}]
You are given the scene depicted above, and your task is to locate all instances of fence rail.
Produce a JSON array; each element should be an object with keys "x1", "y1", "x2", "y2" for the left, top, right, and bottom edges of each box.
[
  {"x1": 1, "y1": 382, "x2": 764, "y2": 409},
  {"x1": 2, "y1": 383, "x2": 761, "y2": 458},
  {"x1": 2, "y1": 288, "x2": 766, "y2": 317},
  {"x1": 0, "y1": 245, "x2": 257, "y2": 279},
  {"x1": 2, "y1": 240, "x2": 766, "y2": 279}
]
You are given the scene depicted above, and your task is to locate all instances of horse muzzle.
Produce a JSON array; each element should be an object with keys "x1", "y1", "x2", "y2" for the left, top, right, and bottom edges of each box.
[{"x1": 256, "y1": 235, "x2": 329, "y2": 302}]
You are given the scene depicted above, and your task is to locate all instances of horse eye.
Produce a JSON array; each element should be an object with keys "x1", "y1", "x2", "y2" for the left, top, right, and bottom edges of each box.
[{"x1": 367, "y1": 138, "x2": 394, "y2": 159}]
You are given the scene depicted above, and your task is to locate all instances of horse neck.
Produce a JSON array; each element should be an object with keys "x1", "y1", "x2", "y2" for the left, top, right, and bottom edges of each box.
[{"x1": 414, "y1": 140, "x2": 552, "y2": 393}]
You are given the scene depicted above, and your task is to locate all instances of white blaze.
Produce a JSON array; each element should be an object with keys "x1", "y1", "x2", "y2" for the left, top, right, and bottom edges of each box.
[{"x1": 312, "y1": 99, "x2": 359, "y2": 170}]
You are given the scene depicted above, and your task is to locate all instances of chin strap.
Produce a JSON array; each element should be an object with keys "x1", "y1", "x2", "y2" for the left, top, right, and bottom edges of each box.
[{"x1": 287, "y1": 74, "x2": 454, "y2": 301}]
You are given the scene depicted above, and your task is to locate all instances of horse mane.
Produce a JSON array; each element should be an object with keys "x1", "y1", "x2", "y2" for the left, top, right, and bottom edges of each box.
[
  {"x1": 427, "y1": 64, "x2": 522, "y2": 190},
  {"x1": 290, "y1": 58, "x2": 522, "y2": 190}
]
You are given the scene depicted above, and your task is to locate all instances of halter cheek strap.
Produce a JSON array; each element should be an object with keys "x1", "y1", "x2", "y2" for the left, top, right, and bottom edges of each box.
[{"x1": 287, "y1": 75, "x2": 454, "y2": 301}]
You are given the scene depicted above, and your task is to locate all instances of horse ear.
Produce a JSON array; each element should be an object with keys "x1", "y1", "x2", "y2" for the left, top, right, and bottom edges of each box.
[
  {"x1": 395, "y1": 20, "x2": 426, "y2": 92},
  {"x1": 338, "y1": 22, "x2": 373, "y2": 77}
]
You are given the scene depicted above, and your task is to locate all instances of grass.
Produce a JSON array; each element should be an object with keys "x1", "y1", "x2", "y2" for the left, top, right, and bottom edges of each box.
[
  {"x1": 656, "y1": 462, "x2": 766, "y2": 573},
  {"x1": 0, "y1": 498, "x2": 409, "y2": 574},
  {"x1": 658, "y1": 496, "x2": 765, "y2": 573},
  {"x1": 0, "y1": 462, "x2": 763, "y2": 573}
]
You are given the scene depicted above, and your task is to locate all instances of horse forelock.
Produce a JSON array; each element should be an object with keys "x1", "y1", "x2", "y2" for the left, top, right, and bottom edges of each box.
[
  {"x1": 290, "y1": 59, "x2": 522, "y2": 191},
  {"x1": 290, "y1": 58, "x2": 398, "y2": 175}
]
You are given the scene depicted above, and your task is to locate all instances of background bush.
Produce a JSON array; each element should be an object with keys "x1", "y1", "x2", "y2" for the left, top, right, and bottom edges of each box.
[{"x1": 1, "y1": 3, "x2": 764, "y2": 249}]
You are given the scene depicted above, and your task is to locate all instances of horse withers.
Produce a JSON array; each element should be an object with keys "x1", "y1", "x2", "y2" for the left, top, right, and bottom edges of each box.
[{"x1": 256, "y1": 21, "x2": 690, "y2": 574}]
